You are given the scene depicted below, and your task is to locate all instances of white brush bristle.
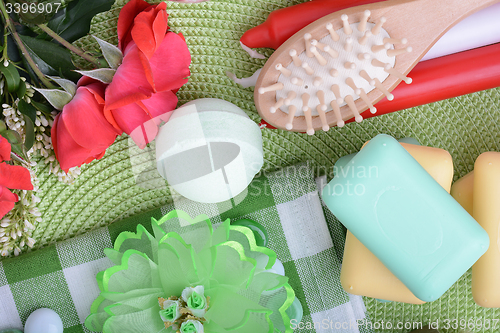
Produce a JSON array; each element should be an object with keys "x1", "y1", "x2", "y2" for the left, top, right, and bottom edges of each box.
[{"x1": 265, "y1": 13, "x2": 410, "y2": 133}]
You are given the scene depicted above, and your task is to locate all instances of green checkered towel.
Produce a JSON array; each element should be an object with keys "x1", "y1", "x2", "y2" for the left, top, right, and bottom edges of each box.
[{"x1": 0, "y1": 163, "x2": 370, "y2": 333}]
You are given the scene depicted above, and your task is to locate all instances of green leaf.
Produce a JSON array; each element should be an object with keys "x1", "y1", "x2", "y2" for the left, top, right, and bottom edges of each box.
[
  {"x1": 0, "y1": 62, "x2": 21, "y2": 93},
  {"x1": 15, "y1": 0, "x2": 48, "y2": 25},
  {"x1": 0, "y1": 120, "x2": 6, "y2": 133},
  {"x1": 6, "y1": 34, "x2": 21, "y2": 63},
  {"x1": 47, "y1": 75, "x2": 76, "y2": 96},
  {"x1": 33, "y1": 87, "x2": 73, "y2": 110},
  {"x1": 47, "y1": 0, "x2": 114, "y2": 43},
  {"x1": 17, "y1": 80, "x2": 27, "y2": 98},
  {"x1": 10, "y1": 143, "x2": 26, "y2": 159},
  {"x1": 23, "y1": 115, "x2": 35, "y2": 151},
  {"x1": 94, "y1": 36, "x2": 122, "y2": 69},
  {"x1": 75, "y1": 68, "x2": 115, "y2": 84},
  {"x1": 1, "y1": 129, "x2": 26, "y2": 159},
  {"x1": 31, "y1": 100, "x2": 53, "y2": 116},
  {"x1": 18, "y1": 99, "x2": 37, "y2": 123},
  {"x1": 19, "y1": 34, "x2": 80, "y2": 82},
  {"x1": 1, "y1": 130, "x2": 22, "y2": 145}
]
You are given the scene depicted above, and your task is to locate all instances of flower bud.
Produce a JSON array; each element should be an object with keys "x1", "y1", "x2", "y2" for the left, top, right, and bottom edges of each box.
[
  {"x1": 180, "y1": 320, "x2": 204, "y2": 333},
  {"x1": 159, "y1": 299, "x2": 181, "y2": 323},
  {"x1": 181, "y1": 286, "x2": 208, "y2": 318}
]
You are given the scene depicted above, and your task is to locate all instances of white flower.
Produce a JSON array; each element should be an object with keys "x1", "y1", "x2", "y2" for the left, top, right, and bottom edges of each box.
[
  {"x1": 24, "y1": 220, "x2": 35, "y2": 230},
  {"x1": 29, "y1": 209, "x2": 41, "y2": 217},
  {"x1": 181, "y1": 285, "x2": 208, "y2": 318},
  {"x1": 180, "y1": 320, "x2": 204, "y2": 333},
  {"x1": 27, "y1": 237, "x2": 36, "y2": 248},
  {"x1": 159, "y1": 299, "x2": 181, "y2": 323}
]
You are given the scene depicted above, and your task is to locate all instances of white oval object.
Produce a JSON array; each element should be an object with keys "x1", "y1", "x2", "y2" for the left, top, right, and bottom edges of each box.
[
  {"x1": 24, "y1": 308, "x2": 63, "y2": 333},
  {"x1": 266, "y1": 258, "x2": 285, "y2": 276},
  {"x1": 156, "y1": 98, "x2": 264, "y2": 203}
]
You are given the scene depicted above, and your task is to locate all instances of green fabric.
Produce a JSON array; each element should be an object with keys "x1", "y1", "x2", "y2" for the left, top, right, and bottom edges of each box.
[
  {"x1": 0, "y1": 164, "x2": 371, "y2": 332},
  {"x1": 14, "y1": 0, "x2": 500, "y2": 331}
]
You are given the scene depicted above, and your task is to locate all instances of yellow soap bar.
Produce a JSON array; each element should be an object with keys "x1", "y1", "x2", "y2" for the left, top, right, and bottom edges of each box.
[
  {"x1": 451, "y1": 171, "x2": 474, "y2": 216},
  {"x1": 340, "y1": 142, "x2": 453, "y2": 304},
  {"x1": 472, "y1": 152, "x2": 500, "y2": 307},
  {"x1": 342, "y1": 232, "x2": 426, "y2": 304}
]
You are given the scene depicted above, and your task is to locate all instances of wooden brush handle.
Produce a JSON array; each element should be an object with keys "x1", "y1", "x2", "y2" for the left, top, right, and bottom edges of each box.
[{"x1": 370, "y1": 0, "x2": 500, "y2": 73}]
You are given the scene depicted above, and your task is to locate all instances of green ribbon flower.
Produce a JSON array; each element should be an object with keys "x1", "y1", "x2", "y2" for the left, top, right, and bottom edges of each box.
[
  {"x1": 84, "y1": 210, "x2": 295, "y2": 333},
  {"x1": 182, "y1": 286, "x2": 207, "y2": 318},
  {"x1": 159, "y1": 300, "x2": 181, "y2": 323},
  {"x1": 180, "y1": 320, "x2": 204, "y2": 333}
]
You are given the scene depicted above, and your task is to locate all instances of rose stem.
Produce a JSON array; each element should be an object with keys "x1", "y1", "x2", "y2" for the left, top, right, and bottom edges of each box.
[{"x1": 37, "y1": 23, "x2": 100, "y2": 67}]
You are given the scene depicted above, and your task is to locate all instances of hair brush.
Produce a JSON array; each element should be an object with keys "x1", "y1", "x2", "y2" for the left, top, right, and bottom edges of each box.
[{"x1": 254, "y1": 0, "x2": 499, "y2": 135}]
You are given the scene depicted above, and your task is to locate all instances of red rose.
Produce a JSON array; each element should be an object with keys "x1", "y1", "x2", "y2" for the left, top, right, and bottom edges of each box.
[
  {"x1": 0, "y1": 137, "x2": 33, "y2": 219},
  {"x1": 51, "y1": 77, "x2": 121, "y2": 172},
  {"x1": 104, "y1": 0, "x2": 191, "y2": 148}
]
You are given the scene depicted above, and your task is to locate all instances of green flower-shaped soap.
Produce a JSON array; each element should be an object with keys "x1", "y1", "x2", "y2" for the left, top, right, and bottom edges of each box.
[{"x1": 85, "y1": 210, "x2": 295, "y2": 333}]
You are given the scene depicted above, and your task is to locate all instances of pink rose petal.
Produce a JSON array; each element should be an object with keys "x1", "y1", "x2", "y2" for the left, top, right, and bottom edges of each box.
[
  {"x1": 131, "y1": 2, "x2": 168, "y2": 59},
  {"x1": 111, "y1": 90, "x2": 177, "y2": 147},
  {"x1": 117, "y1": 0, "x2": 151, "y2": 51},
  {"x1": 62, "y1": 86, "x2": 118, "y2": 150},
  {"x1": 148, "y1": 32, "x2": 191, "y2": 92},
  {"x1": 0, "y1": 137, "x2": 11, "y2": 162},
  {"x1": 0, "y1": 163, "x2": 33, "y2": 191},
  {"x1": 105, "y1": 44, "x2": 155, "y2": 111}
]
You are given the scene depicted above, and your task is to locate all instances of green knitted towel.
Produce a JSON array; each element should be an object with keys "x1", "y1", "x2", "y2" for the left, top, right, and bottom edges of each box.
[{"x1": 25, "y1": 0, "x2": 500, "y2": 332}]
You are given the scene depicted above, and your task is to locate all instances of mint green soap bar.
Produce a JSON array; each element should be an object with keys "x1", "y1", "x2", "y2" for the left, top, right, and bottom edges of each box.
[
  {"x1": 333, "y1": 138, "x2": 419, "y2": 178},
  {"x1": 322, "y1": 134, "x2": 489, "y2": 302}
]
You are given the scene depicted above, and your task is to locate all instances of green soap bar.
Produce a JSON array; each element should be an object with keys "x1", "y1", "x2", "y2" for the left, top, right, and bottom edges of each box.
[
  {"x1": 333, "y1": 153, "x2": 357, "y2": 178},
  {"x1": 231, "y1": 219, "x2": 268, "y2": 247},
  {"x1": 334, "y1": 138, "x2": 419, "y2": 178},
  {"x1": 322, "y1": 134, "x2": 489, "y2": 302}
]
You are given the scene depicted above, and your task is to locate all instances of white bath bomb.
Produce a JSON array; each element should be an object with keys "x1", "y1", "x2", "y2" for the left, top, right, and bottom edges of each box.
[{"x1": 156, "y1": 98, "x2": 263, "y2": 203}]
